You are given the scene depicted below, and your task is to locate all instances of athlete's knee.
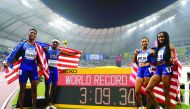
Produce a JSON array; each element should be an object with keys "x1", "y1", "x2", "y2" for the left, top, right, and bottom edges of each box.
[
  {"x1": 146, "y1": 86, "x2": 152, "y2": 94},
  {"x1": 163, "y1": 82, "x2": 170, "y2": 90},
  {"x1": 19, "y1": 88, "x2": 25, "y2": 93},
  {"x1": 45, "y1": 85, "x2": 50, "y2": 90},
  {"x1": 31, "y1": 87, "x2": 37, "y2": 94},
  {"x1": 163, "y1": 87, "x2": 170, "y2": 95},
  {"x1": 135, "y1": 89, "x2": 141, "y2": 96},
  {"x1": 144, "y1": 82, "x2": 149, "y2": 86},
  {"x1": 52, "y1": 84, "x2": 57, "y2": 89}
]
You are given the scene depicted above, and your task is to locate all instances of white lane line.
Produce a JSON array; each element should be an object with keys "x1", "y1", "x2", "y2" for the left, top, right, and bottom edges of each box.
[{"x1": 1, "y1": 87, "x2": 19, "y2": 109}]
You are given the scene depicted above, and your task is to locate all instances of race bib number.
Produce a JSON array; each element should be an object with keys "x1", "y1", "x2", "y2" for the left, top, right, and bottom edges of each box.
[
  {"x1": 157, "y1": 50, "x2": 164, "y2": 61},
  {"x1": 50, "y1": 54, "x2": 58, "y2": 59},
  {"x1": 148, "y1": 67, "x2": 156, "y2": 73},
  {"x1": 137, "y1": 53, "x2": 148, "y2": 63},
  {"x1": 48, "y1": 59, "x2": 57, "y2": 67},
  {"x1": 166, "y1": 67, "x2": 172, "y2": 73},
  {"x1": 25, "y1": 48, "x2": 37, "y2": 60}
]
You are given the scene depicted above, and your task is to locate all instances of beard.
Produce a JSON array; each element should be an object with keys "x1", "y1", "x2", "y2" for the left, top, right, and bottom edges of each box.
[
  {"x1": 29, "y1": 35, "x2": 35, "y2": 41},
  {"x1": 52, "y1": 45, "x2": 58, "y2": 49}
]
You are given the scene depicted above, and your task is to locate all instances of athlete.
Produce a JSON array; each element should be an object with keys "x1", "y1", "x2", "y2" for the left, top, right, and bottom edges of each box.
[
  {"x1": 133, "y1": 37, "x2": 155, "y2": 109},
  {"x1": 44, "y1": 39, "x2": 80, "y2": 109},
  {"x1": 146, "y1": 31, "x2": 177, "y2": 109},
  {"x1": 4, "y1": 29, "x2": 41, "y2": 109}
]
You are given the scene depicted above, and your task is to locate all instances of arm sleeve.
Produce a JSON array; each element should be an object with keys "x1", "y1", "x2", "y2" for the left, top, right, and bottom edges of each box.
[{"x1": 5, "y1": 42, "x2": 24, "y2": 63}]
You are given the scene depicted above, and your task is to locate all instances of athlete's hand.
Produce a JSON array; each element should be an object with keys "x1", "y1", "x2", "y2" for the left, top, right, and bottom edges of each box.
[
  {"x1": 134, "y1": 49, "x2": 139, "y2": 55},
  {"x1": 151, "y1": 66, "x2": 156, "y2": 71},
  {"x1": 3, "y1": 61, "x2": 8, "y2": 68},
  {"x1": 75, "y1": 51, "x2": 82, "y2": 54},
  {"x1": 38, "y1": 64, "x2": 45, "y2": 71},
  {"x1": 171, "y1": 58, "x2": 177, "y2": 65}
]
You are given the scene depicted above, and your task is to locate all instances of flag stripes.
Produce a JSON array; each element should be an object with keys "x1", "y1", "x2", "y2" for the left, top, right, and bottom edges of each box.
[{"x1": 130, "y1": 58, "x2": 182, "y2": 107}]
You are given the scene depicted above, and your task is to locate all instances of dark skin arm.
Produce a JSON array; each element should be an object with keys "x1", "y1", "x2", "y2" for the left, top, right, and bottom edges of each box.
[
  {"x1": 43, "y1": 47, "x2": 48, "y2": 52},
  {"x1": 59, "y1": 49, "x2": 80, "y2": 56},
  {"x1": 150, "y1": 49, "x2": 155, "y2": 55},
  {"x1": 45, "y1": 45, "x2": 80, "y2": 56},
  {"x1": 3, "y1": 58, "x2": 18, "y2": 68},
  {"x1": 170, "y1": 43, "x2": 177, "y2": 64},
  {"x1": 4, "y1": 47, "x2": 22, "y2": 68},
  {"x1": 133, "y1": 49, "x2": 139, "y2": 63}
]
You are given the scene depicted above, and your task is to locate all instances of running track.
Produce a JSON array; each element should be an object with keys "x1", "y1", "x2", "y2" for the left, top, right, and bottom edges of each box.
[{"x1": 0, "y1": 72, "x2": 19, "y2": 109}]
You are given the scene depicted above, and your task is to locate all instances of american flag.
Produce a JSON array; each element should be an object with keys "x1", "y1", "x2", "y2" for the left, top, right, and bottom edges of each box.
[
  {"x1": 4, "y1": 42, "x2": 81, "y2": 84},
  {"x1": 57, "y1": 47, "x2": 81, "y2": 71},
  {"x1": 36, "y1": 42, "x2": 81, "y2": 71},
  {"x1": 130, "y1": 50, "x2": 182, "y2": 107}
]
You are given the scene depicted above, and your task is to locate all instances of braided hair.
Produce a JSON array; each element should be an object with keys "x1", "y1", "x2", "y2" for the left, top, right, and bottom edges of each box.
[{"x1": 155, "y1": 31, "x2": 171, "y2": 64}]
